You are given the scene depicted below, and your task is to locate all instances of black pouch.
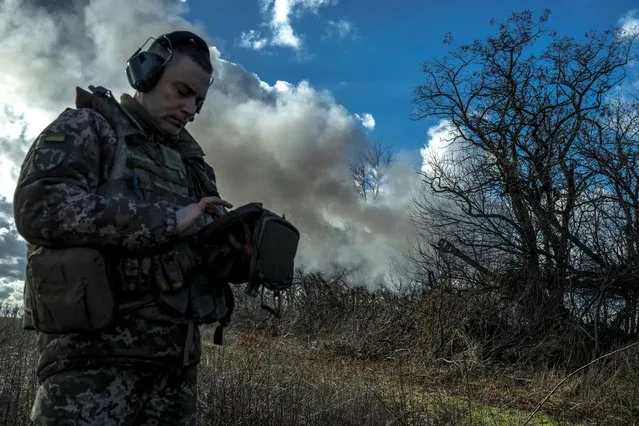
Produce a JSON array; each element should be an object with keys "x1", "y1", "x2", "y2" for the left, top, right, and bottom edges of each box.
[
  {"x1": 197, "y1": 202, "x2": 300, "y2": 296},
  {"x1": 26, "y1": 246, "x2": 115, "y2": 333},
  {"x1": 245, "y1": 210, "x2": 300, "y2": 295}
]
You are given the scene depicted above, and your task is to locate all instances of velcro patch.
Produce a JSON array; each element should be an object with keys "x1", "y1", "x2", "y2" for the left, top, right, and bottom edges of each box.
[
  {"x1": 43, "y1": 134, "x2": 67, "y2": 143},
  {"x1": 35, "y1": 133, "x2": 68, "y2": 151}
]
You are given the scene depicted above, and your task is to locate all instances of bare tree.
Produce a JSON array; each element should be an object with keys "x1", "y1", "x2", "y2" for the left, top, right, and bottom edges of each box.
[
  {"x1": 411, "y1": 9, "x2": 639, "y2": 357},
  {"x1": 350, "y1": 139, "x2": 394, "y2": 200}
]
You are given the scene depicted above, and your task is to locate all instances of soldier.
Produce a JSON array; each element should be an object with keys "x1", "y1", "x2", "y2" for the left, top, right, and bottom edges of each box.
[{"x1": 14, "y1": 30, "x2": 231, "y2": 425}]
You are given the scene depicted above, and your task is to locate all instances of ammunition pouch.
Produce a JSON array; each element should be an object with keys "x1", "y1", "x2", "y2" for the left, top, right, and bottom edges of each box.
[
  {"x1": 153, "y1": 241, "x2": 194, "y2": 293},
  {"x1": 25, "y1": 246, "x2": 115, "y2": 333},
  {"x1": 118, "y1": 256, "x2": 153, "y2": 292},
  {"x1": 149, "y1": 241, "x2": 193, "y2": 316}
]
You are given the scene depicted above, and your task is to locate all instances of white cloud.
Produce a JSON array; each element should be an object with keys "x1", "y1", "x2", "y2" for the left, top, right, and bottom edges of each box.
[
  {"x1": 354, "y1": 112, "x2": 375, "y2": 131},
  {"x1": 239, "y1": 29, "x2": 269, "y2": 50},
  {"x1": 274, "y1": 80, "x2": 293, "y2": 92},
  {"x1": 420, "y1": 119, "x2": 457, "y2": 173},
  {"x1": 326, "y1": 19, "x2": 358, "y2": 40},
  {"x1": 240, "y1": 0, "x2": 348, "y2": 51},
  {"x1": 270, "y1": 0, "x2": 303, "y2": 48},
  {"x1": 620, "y1": 9, "x2": 639, "y2": 38},
  {"x1": 0, "y1": 104, "x2": 55, "y2": 200},
  {"x1": 0, "y1": 157, "x2": 19, "y2": 201}
]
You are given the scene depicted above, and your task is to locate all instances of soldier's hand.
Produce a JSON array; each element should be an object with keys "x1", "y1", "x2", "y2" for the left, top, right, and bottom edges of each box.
[
  {"x1": 175, "y1": 196, "x2": 233, "y2": 236},
  {"x1": 227, "y1": 223, "x2": 253, "y2": 258}
]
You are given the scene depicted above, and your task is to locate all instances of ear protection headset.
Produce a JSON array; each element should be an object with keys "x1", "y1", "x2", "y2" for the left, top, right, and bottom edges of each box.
[{"x1": 125, "y1": 31, "x2": 213, "y2": 115}]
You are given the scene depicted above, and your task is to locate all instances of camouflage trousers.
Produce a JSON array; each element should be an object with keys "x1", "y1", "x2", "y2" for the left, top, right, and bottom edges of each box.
[{"x1": 30, "y1": 365, "x2": 198, "y2": 426}]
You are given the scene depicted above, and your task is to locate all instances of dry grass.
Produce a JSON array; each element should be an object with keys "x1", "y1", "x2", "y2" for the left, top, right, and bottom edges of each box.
[{"x1": 1, "y1": 297, "x2": 638, "y2": 426}]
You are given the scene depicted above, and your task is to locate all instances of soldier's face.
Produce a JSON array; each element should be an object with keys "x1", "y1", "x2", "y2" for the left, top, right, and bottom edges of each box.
[{"x1": 138, "y1": 53, "x2": 211, "y2": 136}]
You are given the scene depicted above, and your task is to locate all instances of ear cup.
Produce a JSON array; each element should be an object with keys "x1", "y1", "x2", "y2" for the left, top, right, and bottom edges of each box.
[{"x1": 125, "y1": 50, "x2": 168, "y2": 92}]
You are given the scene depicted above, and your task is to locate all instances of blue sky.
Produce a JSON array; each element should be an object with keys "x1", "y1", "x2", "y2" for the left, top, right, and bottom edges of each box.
[{"x1": 182, "y1": 0, "x2": 639, "y2": 165}]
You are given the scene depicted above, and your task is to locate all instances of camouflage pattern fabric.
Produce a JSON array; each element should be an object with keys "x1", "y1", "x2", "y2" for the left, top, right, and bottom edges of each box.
[{"x1": 30, "y1": 365, "x2": 197, "y2": 426}]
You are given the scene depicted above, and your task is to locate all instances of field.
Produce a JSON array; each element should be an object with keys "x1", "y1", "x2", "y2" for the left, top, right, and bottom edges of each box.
[{"x1": 1, "y1": 292, "x2": 638, "y2": 426}]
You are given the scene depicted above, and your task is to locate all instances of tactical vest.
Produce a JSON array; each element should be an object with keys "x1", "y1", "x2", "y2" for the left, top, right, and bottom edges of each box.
[{"x1": 74, "y1": 86, "x2": 225, "y2": 324}]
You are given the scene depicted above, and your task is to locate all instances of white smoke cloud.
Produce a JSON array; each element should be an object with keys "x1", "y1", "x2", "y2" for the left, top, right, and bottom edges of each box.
[{"x1": 0, "y1": 0, "x2": 426, "y2": 303}]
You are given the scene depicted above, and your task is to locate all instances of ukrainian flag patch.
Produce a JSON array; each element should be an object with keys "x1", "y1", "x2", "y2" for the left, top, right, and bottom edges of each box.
[{"x1": 43, "y1": 134, "x2": 67, "y2": 143}]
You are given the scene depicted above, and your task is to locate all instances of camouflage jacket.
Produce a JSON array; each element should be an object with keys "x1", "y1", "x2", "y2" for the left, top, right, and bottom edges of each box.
[{"x1": 13, "y1": 86, "x2": 221, "y2": 381}]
